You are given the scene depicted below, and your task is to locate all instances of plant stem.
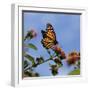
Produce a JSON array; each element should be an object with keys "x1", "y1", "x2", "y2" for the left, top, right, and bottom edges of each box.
[
  {"x1": 24, "y1": 50, "x2": 56, "y2": 72},
  {"x1": 24, "y1": 58, "x2": 52, "y2": 72}
]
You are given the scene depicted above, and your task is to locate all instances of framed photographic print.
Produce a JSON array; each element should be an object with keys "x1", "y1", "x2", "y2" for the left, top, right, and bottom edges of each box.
[{"x1": 11, "y1": 3, "x2": 87, "y2": 87}]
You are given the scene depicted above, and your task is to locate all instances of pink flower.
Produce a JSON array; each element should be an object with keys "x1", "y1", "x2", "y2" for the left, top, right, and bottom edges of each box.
[
  {"x1": 30, "y1": 29, "x2": 37, "y2": 38},
  {"x1": 51, "y1": 44, "x2": 66, "y2": 59},
  {"x1": 51, "y1": 44, "x2": 62, "y2": 53},
  {"x1": 24, "y1": 29, "x2": 37, "y2": 40},
  {"x1": 60, "y1": 50, "x2": 66, "y2": 59},
  {"x1": 67, "y1": 51, "x2": 80, "y2": 65}
]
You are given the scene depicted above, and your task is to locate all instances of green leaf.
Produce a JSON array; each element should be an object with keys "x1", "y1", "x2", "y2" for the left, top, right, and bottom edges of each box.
[
  {"x1": 36, "y1": 57, "x2": 44, "y2": 64},
  {"x1": 24, "y1": 31, "x2": 32, "y2": 41},
  {"x1": 24, "y1": 60, "x2": 29, "y2": 68},
  {"x1": 53, "y1": 58, "x2": 63, "y2": 67},
  {"x1": 51, "y1": 69, "x2": 58, "y2": 76},
  {"x1": 68, "y1": 69, "x2": 80, "y2": 75},
  {"x1": 24, "y1": 71, "x2": 32, "y2": 77},
  {"x1": 25, "y1": 54, "x2": 35, "y2": 66},
  {"x1": 50, "y1": 65, "x2": 59, "y2": 76},
  {"x1": 24, "y1": 71, "x2": 40, "y2": 77},
  {"x1": 28, "y1": 43, "x2": 37, "y2": 50}
]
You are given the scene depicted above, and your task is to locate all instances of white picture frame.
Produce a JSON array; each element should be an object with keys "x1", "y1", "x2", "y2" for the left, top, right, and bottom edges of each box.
[{"x1": 11, "y1": 3, "x2": 87, "y2": 87}]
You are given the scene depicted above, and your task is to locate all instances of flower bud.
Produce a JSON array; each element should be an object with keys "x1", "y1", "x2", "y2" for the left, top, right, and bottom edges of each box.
[
  {"x1": 30, "y1": 30, "x2": 37, "y2": 38},
  {"x1": 51, "y1": 44, "x2": 62, "y2": 54},
  {"x1": 67, "y1": 51, "x2": 80, "y2": 65},
  {"x1": 60, "y1": 51, "x2": 66, "y2": 59}
]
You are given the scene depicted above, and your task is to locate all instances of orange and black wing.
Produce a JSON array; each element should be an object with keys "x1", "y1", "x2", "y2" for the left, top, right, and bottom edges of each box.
[
  {"x1": 46, "y1": 23, "x2": 56, "y2": 41},
  {"x1": 41, "y1": 37, "x2": 54, "y2": 49},
  {"x1": 41, "y1": 23, "x2": 58, "y2": 49}
]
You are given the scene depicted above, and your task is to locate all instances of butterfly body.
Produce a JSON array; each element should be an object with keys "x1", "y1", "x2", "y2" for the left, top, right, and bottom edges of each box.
[{"x1": 41, "y1": 23, "x2": 58, "y2": 49}]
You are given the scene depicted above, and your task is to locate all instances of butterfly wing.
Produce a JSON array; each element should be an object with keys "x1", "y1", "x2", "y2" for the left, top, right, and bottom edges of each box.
[
  {"x1": 41, "y1": 37, "x2": 54, "y2": 49},
  {"x1": 41, "y1": 30, "x2": 46, "y2": 38},
  {"x1": 46, "y1": 23, "x2": 56, "y2": 41},
  {"x1": 41, "y1": 23, "x2": 58, "y2": 49}
]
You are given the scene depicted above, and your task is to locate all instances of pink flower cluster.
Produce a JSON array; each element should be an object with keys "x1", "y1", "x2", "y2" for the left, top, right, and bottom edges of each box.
[
  {"x1": 51, "y1": 44, "x2": 66, "y2": 59},
  {"x1": 30, "y1": 30, "x2": 37, "y2": 38},
  {"x1": 67, "y1": 51, "x2": 80, "y2": 65}
]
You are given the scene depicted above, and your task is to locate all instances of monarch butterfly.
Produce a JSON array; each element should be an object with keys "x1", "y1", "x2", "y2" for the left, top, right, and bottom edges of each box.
[{"x1": 41, "y1": 23, "x2": 58, "y2": 49}]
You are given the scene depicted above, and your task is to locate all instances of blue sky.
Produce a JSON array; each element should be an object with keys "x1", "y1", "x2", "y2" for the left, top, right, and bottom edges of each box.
[{"x1": 23, "y1": 11, "x2": 80, "y2": 76}]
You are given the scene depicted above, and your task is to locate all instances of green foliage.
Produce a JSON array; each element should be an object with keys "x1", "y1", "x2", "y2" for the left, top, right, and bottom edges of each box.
[
  {"x1": 24, "y1": 31, "x2": 32, "y2": 40},
  {"x1": 50, "y1": 64, "x2": 59, "y2": 76},
  {"x1": 51, "y1": 69, "x2": 58, "y2": 76},
  {"x1": 68, "y1": 69, "x2": 80, "y2": 75},
  {"x1": 36, "y1": 56, "x2": 44, "y2": 64},
  {"x1": 24, "y1": 71, "x2": 40, "y2": 77},
  {"x1": 53, "y1": 58, "x2": 62, "y2": 67},
  {"x1": 25, "y1": 54, "x2": 35, "y2": 66},
  {"x1": 28, "y1": 43, "x2": 37, "y2": 50},
  {"x1": 24, "y1": 60, "x2": 29, "y2": 68}
]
